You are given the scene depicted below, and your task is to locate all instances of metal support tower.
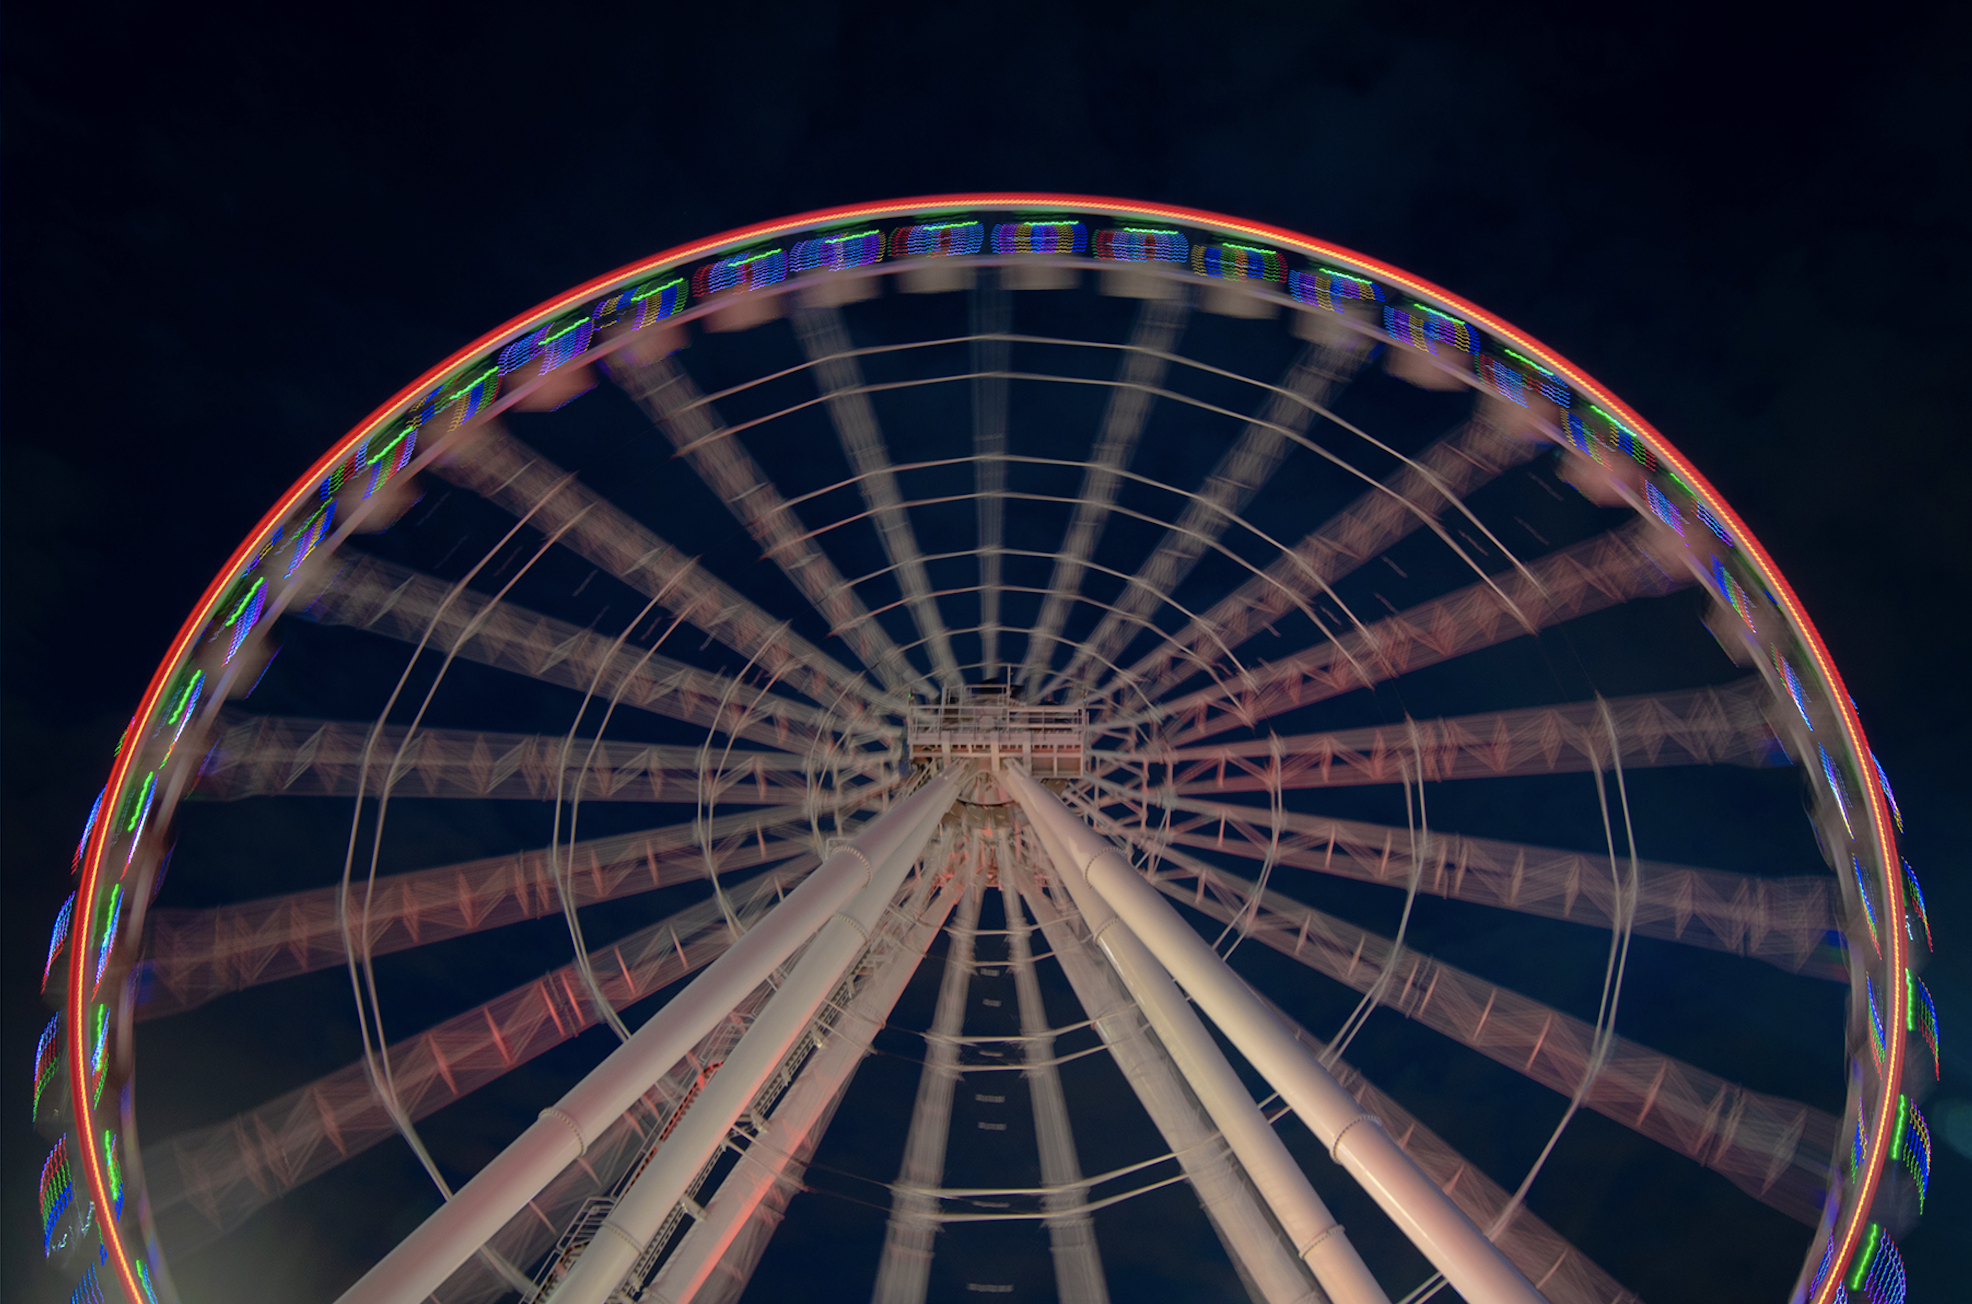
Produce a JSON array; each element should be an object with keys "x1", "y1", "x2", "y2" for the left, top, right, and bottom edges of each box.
[
  {"x1": 998, "y1": 837, "x2": 1110, "y2": 1304},
  {"x1": 870, "y1": 852, "x2": 985, "y2": 1304}
]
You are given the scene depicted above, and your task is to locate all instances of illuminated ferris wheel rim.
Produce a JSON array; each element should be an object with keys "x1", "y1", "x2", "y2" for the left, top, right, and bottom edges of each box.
[{"x1": 60, "y1": 193, "x2": 1911, "y2": 1304}]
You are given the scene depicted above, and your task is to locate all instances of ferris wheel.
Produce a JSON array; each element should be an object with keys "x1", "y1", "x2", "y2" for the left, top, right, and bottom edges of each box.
[{"x1": 34, "y1": 196, "x2": 1936, "y2": 1304}]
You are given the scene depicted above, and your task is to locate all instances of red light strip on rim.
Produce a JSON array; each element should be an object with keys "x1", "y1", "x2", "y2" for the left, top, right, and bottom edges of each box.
[{"x1": 69, "y1": 194, "x2": 1901, "y2": 1302}]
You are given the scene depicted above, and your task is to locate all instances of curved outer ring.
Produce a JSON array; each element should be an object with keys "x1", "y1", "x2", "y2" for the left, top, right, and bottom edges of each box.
[{"x1": 66, "y1": 194, "x2": 1903, "y2": 1304}]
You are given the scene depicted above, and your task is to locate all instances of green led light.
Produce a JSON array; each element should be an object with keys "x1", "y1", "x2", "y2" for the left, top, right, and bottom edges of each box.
[
  {"x1": 122, "y1": 775, "x2": 154, "y2": 832},
  {"x1": 364, "y1": 429, "x2": 408, "y2": 468},
  {"x1": 222, "y1": 576, "x2": 266, "y2": 627},
  {"x1": 164, "y1": 672, "x2": 203, "y2": 726},
  {"x1": 630, "y1": 277, "x2": 685, "y2": 304},
  {"x1": 1847, "y1": 1222, "x2": 1882, "y2": 1290}
]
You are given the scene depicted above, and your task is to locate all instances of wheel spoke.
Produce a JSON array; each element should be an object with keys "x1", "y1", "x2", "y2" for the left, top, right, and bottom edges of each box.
[
  {"x1": 1100, "y1": 680, "x2": 1784, "y2": 793},
  {"x1": 1041, "y1": 333, "x2": 1371, "y2": 700},
  {"x1": 195, "y1": 712, "x2": 890, "y2": 805},
  {"x1": 1019, "y1": 296, "x2": 1192, "y2": 691},
  {"x1": 794, "y1": 303, "x2": 962, "y2": 689},
  {"x1": 139, "y1": 808, "x2": 859, "y2": 1017},
  {"x1": 1100, "y1": 416, "x2": 1542, "y2": 708},
  {"x1": 1130, "y1": 524, "x2": 1691, "y2": 743},
  {"x1": 139, "y1": 869, "x2": 805, "y2": 1252},
  {"x1": 1082, "y1": 777, "x2": 1840, "y2": 977},
  {"x1": 432, "y1": 423, "x2": 887, "y2": 710},
  {"x1": 306, "y1": 555, "x2": 877, "y2": 753},
  {"x1": 613, "y1": 351, "x2": 927, "y2": 696}
]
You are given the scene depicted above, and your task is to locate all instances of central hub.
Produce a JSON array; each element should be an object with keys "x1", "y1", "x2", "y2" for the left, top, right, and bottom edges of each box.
[{"x1": 907, "y1": 685, "x2": 1087, "y2": 801}]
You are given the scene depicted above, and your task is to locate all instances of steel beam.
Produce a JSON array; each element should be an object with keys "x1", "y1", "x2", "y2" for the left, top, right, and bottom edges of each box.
[
  {"x1": 334, "y1": 768, "x2": 962, "y2": 1304},
  {"x1": 542, "y1": 767, "x2": 964, "y2": 1304},
  {"x1": 1010, "y1": 858, "x2": 1321, "y2": 1304},
  {"x1": 999, "y1": 842, "x2": 1111, "y2": 1304},
  {"x1": 639, "y1": 847, "x2": 969, "y2": 1304},
  {"x1": 1018, "y1": 808, "x2": 1387, "y2": 1304},
  {"x1": 871, "y1": 855, "x2": 985, "y2": 1304}
]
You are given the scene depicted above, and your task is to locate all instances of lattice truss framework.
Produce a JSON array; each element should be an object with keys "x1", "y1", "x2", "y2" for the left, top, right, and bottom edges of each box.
[{"x1": 88, "y1": 238, "x2": 1908, "y2": 1304}]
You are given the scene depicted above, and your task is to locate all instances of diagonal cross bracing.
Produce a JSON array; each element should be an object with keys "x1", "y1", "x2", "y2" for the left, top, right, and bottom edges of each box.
[
  {"x1": 1132, "y1": 524, "x2": 1691, "y2": 744},
  {"x1": 1085, "y1": 809, "x2": 1840, "y2": 1226},
  {"x1": 794, "y1": 304, "x2": 962, "y2": 689},
  {"x1": 195, "y1": 711, "x2": 893, "y2": 806},
  {"x1": 306, "y1": 555, "x2": 873, "y2": 755},
  {"x1": 139, "y1": 869, "x2": 803, "y2": 1253},
  {"x1": 871, "y1": 855, "x2": 984, "y2": 1304},
  {"x1": 1044, "y1": 334, "x2": 1371, "y2": 700},
  {"x1": 432, "y1": 423, "x2": 884, "y2": 710},
  {"x1": 615, "y1": 352, "x2": 925, "y2": 696},
  {"x1": 139, "y1": 807, "x2": 858, "y2": 1018},
  {"x1": 1096, "y1": 680, "x2": 1785, "y2": 795},
  {"x1": 1099, "y1": 418, "x2": 1542, "y2": 707},
  {"x1": 1000, "y1": 840, "x2": 1110, "y2": 1304},
  {"x1": 1021, "y1": 296, "x2": 1193, "y2": 690},
  {"x1": 1083, "y1": 779, "x2": 1840, "y2": 977}
]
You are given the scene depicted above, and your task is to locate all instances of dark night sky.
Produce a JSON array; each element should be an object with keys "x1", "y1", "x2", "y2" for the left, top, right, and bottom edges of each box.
[{"x1": 5, "y1": 3, "x2": 1970, "y2": 1300}]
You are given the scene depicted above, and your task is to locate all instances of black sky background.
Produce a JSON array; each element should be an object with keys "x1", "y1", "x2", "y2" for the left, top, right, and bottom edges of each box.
[{"x1": 5, "y1": 2, "x2": 1970, "y2": 1299}]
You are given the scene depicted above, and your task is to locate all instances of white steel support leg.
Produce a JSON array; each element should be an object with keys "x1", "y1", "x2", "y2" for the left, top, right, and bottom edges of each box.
[
  {"x1": 999, "y1": 849, "x2": 1110, "y2": 1304},
  {"x1": 545, "y1": 768, "x2": 965, "y2": 1304},
  {"x1": 1018, "y1": 807, "x2": 1388, "y2": 1304},
  {"x1": 1010, "y1": 859, "x2": 1320, "y2": 1304},
  {"x1": 870, "y1": 855, "x2": 985, "y2": 1304},
  {"x1": 1004, "y1": 767, "x2": 1543, "y2": 1304},
  {"x1": 335, "y1": 768, "x2": 962, "y2": 1304},
  {"x1": 642, "y1": 858, "x2": 970, "y2": 1304}
]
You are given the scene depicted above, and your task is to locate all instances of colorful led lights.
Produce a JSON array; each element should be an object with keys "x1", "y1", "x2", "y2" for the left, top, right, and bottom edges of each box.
[
  {"x1": 1866, "y1": 975, "x2": 1887, "y2": 1070},
  {"x1": 1644, "y1": 481, "x2": 1685, "y2": 536},
  {"x1": 34, "y1": 1014, "x2": 61, "y2": 1119},
  {"x1": 1909, "y1": 973, "x2": 1940, "y2": 1078},
  {"x1": 1870, "y1": 752, "x2": 1904, "y2": 834},
  {"x1": 790, "y1": 230, "x2": 885, "y2": 273},
  {"x1": 1711, "y1": 555, "x2": 1758, "y2": 635},
  {"x1": 890, "y1": 221, "x2": 984, "y2": 257},
  {"x1": 40, "y1": 1138, "x2": 73, "y2": 1255},
  {"x1": 1094, "y1": 227, "x2": 1188, "y2": 262},
  {"x1": 1822, "y1": 746, "x2": 1855, "y2": 839},
  {"x1": 693, "y1": 248, "x2": 789, "y2": 297},
  {"x1": 1900, "y1": 861, "x2": 1932, "y2": 951},
  {"x1": 1288, "y1": 266, "x2": 1382, "y2": 311},
  {"x1": 991, "y1": 220, "x2": 1088, "y2": 255},
  {"x1": 43, "y1": 893, "x2": 74, "y2": 991},
  {"x1": 1852, "y1": 855, "x2": 1880, "y2": 957},
  {"x1": 1192, "y1": 243, "x2": 1285, "y2": 281}
]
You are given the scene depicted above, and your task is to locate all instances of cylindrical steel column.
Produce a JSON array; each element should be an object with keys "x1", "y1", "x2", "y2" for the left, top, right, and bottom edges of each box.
[
  {"x1": 1005, "y1": 767, "x2": 1542, "y2": 1304},
  {"x1": 545, "y1": 767, "x2": 964, "y2": 1304},
  {"x1": 336, "y1": 770, "x2": 962, "y2": 1304},
  {"x1": 1020, "y1": 799, "x2": 1387, "y2": 1304}
]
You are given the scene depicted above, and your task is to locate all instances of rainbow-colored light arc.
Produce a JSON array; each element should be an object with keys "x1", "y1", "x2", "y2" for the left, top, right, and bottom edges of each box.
[{"x1": 63, "y1": 194, "x2": 1905, "y2": 1304}]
